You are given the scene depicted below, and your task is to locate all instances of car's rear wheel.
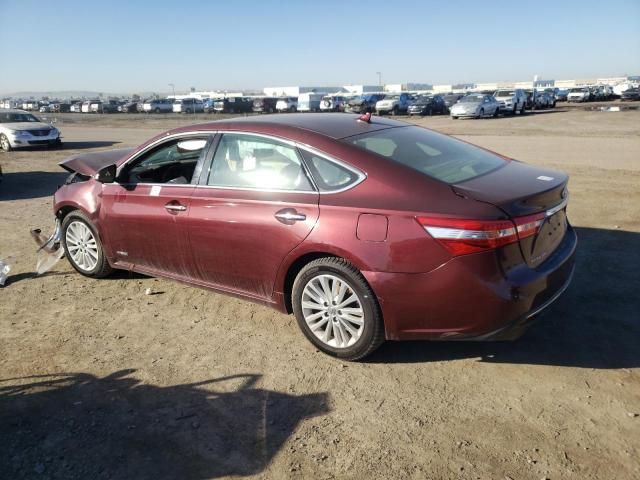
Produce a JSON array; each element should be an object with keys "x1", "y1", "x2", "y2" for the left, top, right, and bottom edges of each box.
[
  {"x1": 292, "y1": 257, "x2": 384, "y2": 360},
  {"x1": 391, "y1": 106, "x2": 399, "y2": 116},
  {"x1": 493, "y1": 107, "x2": 499, "y2": 118},
  {"x1": 62, "y1": 211, "x2": 113, "y2": 278},
  {"x1": 478, "y1": 108, "x2": 484, "y2": 118},
  {"x1": 0, "y1": 134, "x2": 11, "y2": 152}
]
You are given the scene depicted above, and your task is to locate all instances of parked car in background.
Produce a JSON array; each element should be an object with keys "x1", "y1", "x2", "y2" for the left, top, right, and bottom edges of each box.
[
  {"x1": 554, "y1": 89, "x2": 569, "y2": 102},
  {"x1": 93, "y1": 100, "x2": 119, "y2": 113},
  {"x1": 297, "y1": 93, "x2": 324, "y2": 112},
  {"x1": 319, "y1": 95, "x2": 348, "y2": 112},
  {"x1": 81, "y1": 101, "x2": 93, "y2": 113},
  {"x1": 621, "y1": 87, "x2": 640, "y2": 101},
  {"x1": 535, "y1": 91, "x2": 555, "y2": 109},
  {"x1": 39, "y1": 105, "x2": 52, "y2": 113},
  {"x1": 375, "y1": 93, "x2": 413, "y2": 115},
  {"x1": 52, "y1": 103, "x2": 71, "y2": 113},
  {"x1": 494, "y1": 89, "x2": 527, "y2": 114},
  {"x1": 345, "y1": 93, "x2": 385, "y2": 114},
  {"x1": 450, "y1": 94, "x2": 499, "y2": 119},
  {"x1": 442, "y1": 93, "x2": 464, "y2": 112},
  {"x1": 276, "y1": 97, "x2": 298, "y2": 112},
  {"x1": 70, "y1": 102, "x2": 82, "y2": 113},
  {"x1": 213, "y1": 97, "x2": 253, "y2": 114},
  {"x1": 173, "y1": 98, "x2": 204, "y2": 113},
  {"x1": 50, "y1": 113, "x2": 575, "y2": 360},
  {"x1": 119, "y1": 101, "x2": 139, "y2": 113},
  {"x1": 144, "y1": 98, "x2": 174, "y2": 113},
  {"x1": 567, "y1": 87, "x2": 590, "y2": 102},
  {"x1": 0, "y1": 109, "x2": 62, "y2": 151},
  {"x1": 252, "y1": 97, "x2": 279, "y2": 113},
  {"x1": 407, "y1": 95, "x2": 446, "y2": 116}
]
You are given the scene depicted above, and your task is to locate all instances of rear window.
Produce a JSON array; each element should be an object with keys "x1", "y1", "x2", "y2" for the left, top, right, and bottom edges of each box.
[{"x1": 345, "y1": 126, "x2": 507, "y2": 184}]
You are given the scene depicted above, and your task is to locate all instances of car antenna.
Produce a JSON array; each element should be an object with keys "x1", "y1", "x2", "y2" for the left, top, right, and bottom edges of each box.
[{"x1": 358, "y1": 111, "x2": 372, "y2": 123}]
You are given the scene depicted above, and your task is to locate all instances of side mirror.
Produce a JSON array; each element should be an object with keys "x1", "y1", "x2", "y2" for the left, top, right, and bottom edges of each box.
[{"x1": 96, "y1": 164, "x2": 116, "y2": 183}]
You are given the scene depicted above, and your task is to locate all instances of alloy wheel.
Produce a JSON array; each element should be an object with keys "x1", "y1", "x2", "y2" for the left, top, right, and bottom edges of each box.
[
  {"x1": 301, "y1": 274, "x2": 365, "y2": 348},
  {"x1": 65, "y1": 220, "x2": 99, "y2": 272}
]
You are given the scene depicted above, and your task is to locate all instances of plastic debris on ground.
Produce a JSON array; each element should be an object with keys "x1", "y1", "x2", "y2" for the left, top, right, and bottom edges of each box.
[
  {"x1": 0, "y1": 259, "x2": 10, "y2": 287},
  {"x1": 31, "y1": 222, "x2": 65, "y2": 275}
]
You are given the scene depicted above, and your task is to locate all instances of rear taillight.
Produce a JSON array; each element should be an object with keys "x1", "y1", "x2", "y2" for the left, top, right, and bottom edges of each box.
[{"x1": 416, "y1": 213, "x2": 545, "y2": 256}]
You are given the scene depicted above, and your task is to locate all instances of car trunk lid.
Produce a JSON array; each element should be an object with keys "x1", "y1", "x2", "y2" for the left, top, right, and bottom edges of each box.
[{"x1": 452, "y1": 160, "x2": 569, "y2": 267}]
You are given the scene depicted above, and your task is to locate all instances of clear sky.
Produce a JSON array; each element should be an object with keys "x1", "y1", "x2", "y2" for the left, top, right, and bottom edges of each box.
[{"x1": 1, "y1": 0, "x2": 639, "y2": 95}]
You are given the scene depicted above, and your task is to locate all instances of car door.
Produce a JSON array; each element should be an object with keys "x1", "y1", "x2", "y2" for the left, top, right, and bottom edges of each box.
[
  {"x1": 100, "y1": 134, "x2": 212, "y2": 278},
  {"x1": 186, "y1": 132, "x2": 320, "y2": 300}
]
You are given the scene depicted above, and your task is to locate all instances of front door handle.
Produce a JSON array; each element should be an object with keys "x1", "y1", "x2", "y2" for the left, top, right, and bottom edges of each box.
[
  {"x1": 165, "y1": 202, "x2": 187, "y2": 212},
  {"x1": 275, "y1": 208, "x2": 306, "y2": 225}
]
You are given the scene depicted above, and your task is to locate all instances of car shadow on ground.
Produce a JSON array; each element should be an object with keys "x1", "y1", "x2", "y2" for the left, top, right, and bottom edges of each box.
[
  {"x1": 0, "y1": 370, "x2": 329, "y2": 479},
  {"x1": 0, "y1": 171, "x2": 68, "y2": 201},
  {"x1": 59, "y1": 141, "x2": 121, "y2": 150},
  {"x1": 367, "y1": 226, "x2": 640, "y2": 369}
]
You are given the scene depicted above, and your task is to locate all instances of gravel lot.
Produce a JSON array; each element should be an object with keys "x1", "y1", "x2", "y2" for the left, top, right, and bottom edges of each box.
[{"x1": 1, "y1": 108, "x2": 639, "y2": 479}]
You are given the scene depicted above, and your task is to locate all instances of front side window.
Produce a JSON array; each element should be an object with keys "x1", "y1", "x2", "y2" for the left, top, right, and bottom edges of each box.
[
  {"x1": 345, "y1": 126, "x2": 507, "y2": 184},
  {"x1": 122, "y1": 136, "x2": 208, "y2": 184},
  {"x1": 208, "y1": 134, "x2": 313, "y2": 191}
]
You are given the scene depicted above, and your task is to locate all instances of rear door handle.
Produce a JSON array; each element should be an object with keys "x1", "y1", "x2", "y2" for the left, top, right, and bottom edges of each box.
[
  {"x1": 275, "y1": 208, "x2": 306, "y2": 224},
  {"x1": 165, "y1": 202, "x2": 187, "y2": 212}
]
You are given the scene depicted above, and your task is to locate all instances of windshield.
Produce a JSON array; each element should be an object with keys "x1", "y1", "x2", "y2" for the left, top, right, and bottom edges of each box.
[
  {"x1": 460, "y1": 95, "x2": 482, "y2": 103},
  {"x1": 495, "y1": 91, "x2": 514, "y2": 97},
  {"x1": 345, "y1": 126, "x2": 506, "y2": 184},
  {"x1": 0, "y1": 112, "x2": 40, "y2": 123},
  {"x1": 570, "y1": 88, "x2": 585, "y2": 92}
]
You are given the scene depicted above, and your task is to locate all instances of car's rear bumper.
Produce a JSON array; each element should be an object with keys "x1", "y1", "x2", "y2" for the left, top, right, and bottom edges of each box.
[{"x1": 364, "y1": 224, "x2": 578, "y2": 341}]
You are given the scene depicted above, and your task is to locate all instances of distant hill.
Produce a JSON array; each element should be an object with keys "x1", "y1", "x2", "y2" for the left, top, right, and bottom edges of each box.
[{"x1": 1, "y1": 90, "x2": 163, "y2": 100}]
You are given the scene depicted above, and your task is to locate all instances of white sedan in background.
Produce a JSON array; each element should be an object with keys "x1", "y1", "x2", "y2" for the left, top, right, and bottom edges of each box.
[
  {"x1": 0, "y1": 109, "x2": 62, "y2": 151},
  {"x1": 450, "y1": 94, "x2": 500, "y2": 119}
]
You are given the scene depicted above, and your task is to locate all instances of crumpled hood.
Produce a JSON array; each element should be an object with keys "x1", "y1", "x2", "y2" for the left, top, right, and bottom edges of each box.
[
  {"x1": 59, "y1": 148, "x2": 134, "y2": 176},
  {"x1": 2, "y1": 121, "x2": 53, "y2": 131}
]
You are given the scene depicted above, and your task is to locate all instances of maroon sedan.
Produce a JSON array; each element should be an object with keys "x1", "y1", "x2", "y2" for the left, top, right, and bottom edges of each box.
[{"x1": 50, "y1": 113, "x2": 576, "y2": 360}]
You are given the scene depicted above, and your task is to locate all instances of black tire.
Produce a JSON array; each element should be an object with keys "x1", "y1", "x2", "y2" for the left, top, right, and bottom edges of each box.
[
  {"x1": 428, "y1": 107, "x2": 434, "y2": 116},
  {"x1": 478, "y1": 108, "x2": 484, "y2": 118},
  {"x1": 61, "y1": 210, "x2": 113, "y2": 278},
  {"x1": 451, "y1": 116, "x2": 458, "y2": 120},
  {"x1": 0, "y1": 134, "x2": 12, "y2": 152},
  {"x1": 493, "y1": 107, "x2": 499, "y2": 118},
  {"x1": 391, "y1": 106, "x2": 399, "y2": 116},
  {"x1": 292, "y1": 257, "x2": 384, "y2": 361},
  {"x1": 155, "y1": 108, "x2": 161, "y2": 114},
  {"x1": 520, "y1": 103, "x2": 526, "y2": 114}
]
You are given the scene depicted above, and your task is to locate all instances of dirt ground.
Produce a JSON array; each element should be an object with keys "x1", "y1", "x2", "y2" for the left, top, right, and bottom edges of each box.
[{"x1": 1, "y1": 107, "x2": 639, "y2": 480}]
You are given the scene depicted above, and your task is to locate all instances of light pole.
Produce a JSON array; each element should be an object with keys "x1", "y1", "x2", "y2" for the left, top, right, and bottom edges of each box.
[
  {"x1": 168, "y1": 83, "x2": 175, "y2": 97},
  {"x1": 376, "y1": 71, "x2": 382, "y2": 88}
]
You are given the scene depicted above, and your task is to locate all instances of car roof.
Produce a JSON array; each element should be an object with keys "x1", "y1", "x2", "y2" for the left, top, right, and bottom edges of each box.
[{"x1": 182, "y1": 113, "x2": 407, "y2": 140}]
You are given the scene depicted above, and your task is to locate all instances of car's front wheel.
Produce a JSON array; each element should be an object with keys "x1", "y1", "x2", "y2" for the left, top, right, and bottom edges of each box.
[
  {"x1": 292, "y1": 257, "x2": 384, "y2": 360},
  {"x1": 0, "y1": 134, "x2": 12, "y2": 152},
  {"x1": 62, "y1": 211, "x2": 113, "y2": 278}
]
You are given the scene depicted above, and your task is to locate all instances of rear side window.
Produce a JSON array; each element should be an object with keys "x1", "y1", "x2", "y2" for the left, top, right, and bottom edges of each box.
[
  {"x1": 345, "y1": 126, "x2": 506, "y2": 184},
  {"x1": 208, "y1": 134, "x2": 313, "y2": 191},
  {"x1": 300, "y1": 150, "x2": 361, "y2": 192}
]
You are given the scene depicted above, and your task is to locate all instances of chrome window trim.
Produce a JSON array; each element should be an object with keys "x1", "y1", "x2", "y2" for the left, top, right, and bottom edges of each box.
[{"x1": 111, "y1": 129, "x2": 367, "y2": 195}]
